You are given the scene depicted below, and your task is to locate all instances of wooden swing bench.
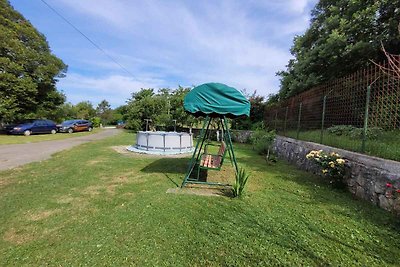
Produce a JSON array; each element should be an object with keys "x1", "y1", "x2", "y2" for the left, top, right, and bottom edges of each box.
[
  {"x1": 198, "y1": 141, "x2": 227, "y2": 170},
  {"x1": 181, "y1": 83, "x2": 249, "y2": 187}
]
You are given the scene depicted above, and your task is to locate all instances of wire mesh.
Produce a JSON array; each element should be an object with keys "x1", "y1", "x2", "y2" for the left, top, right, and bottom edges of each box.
[{"x1": 265, "y1": 61, "x2": 400, "y2": 161}]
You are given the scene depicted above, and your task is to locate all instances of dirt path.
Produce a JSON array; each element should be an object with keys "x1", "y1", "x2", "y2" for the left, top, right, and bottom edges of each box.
[{"x1": 0, "y1": 129, "x2": 120, "y2": 171}]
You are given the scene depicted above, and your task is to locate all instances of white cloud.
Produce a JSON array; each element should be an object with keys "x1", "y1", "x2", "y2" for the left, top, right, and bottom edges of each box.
[
  {"x1": 250, "y1": 0, "x2": 316, "y2": 15},
  {"x1": 57, "y1": 73, "x2": 166, "y2": 106},
  {"x1": 42, "y1": 0, "x2": 317, "y2": 105},
  {"x1": 287, "y1": 0, "x2": 310, "y2": 14},
  {"x1": 56, "y1": 0, "x2": 132, "y2": 28}
]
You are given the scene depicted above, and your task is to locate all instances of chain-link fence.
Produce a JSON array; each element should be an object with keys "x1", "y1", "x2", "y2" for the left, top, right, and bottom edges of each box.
[{"x1": 265, "y1": 61, "x2": 400, "y2": 161}]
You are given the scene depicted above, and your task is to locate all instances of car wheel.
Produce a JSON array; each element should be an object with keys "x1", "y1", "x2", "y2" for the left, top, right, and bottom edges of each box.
[
  {"x1": 68, "y1": 128, "x2": 74, "y2": 134},
  {"x1": 51, "y1": 129, "x2": 57, "y2": 134},
  {"x1": 24, "y1": 130, "x2": 31, "y2": 136},
  {"x1": 88, "y1": 127, "x2": 93, "y2": 132}
]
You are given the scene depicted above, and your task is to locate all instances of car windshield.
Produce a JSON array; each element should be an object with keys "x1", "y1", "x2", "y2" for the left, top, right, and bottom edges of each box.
[
  {"x1": 17, "y1": 119, "x2": 36, "y2": 124},
  {"x1": 62, "y1": 120, "x2": 78, "y2": 126}
]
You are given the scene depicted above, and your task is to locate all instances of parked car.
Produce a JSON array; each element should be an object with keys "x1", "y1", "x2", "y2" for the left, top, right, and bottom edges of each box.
[
  {"x1": 57, "y1": 120, "x2": 93, "y2": 133},
  {"x1": 6, "y1": 119, "x2": 58, "y2": 136}
]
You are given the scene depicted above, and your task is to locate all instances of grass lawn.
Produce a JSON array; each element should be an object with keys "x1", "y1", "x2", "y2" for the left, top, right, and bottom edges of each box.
[
  {"x1": 284, "y1": 130, "x2": 400, "y2": 162},
  {"x1": 0, "y1": 131, "x2": 399, "y2": 266},
  {"x1": 0, "y1": 128, "x2": 103, "y2": 145}
]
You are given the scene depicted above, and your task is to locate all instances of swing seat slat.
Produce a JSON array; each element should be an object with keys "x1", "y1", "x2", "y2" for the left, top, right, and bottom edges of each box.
[{"x1": 199, "y1": 141, "x2": 226, "y2": 170}]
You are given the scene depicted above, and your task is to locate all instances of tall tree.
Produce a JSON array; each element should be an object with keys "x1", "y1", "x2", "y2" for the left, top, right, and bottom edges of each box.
[
  {"x1": 124, "y1": 87, "x2": 198, "y2": 131},
  {"x1": 75, "y1": 101, "x2": 95, "y2": 120},
  {"x1": 55, "y1": 102, "x2": 77, "y2": 122},
  {"x1": 232, "y1": 90, "x2": 266, "y2": 130},
  {"x1": 0, "y1": 0, "x2": 67, "y2": 122},
  {"x1": 96, "y1": 99, "x2": 113, "y2": 124},
  {"x1": 276, "y1": 0, "x2": 400, "y2": 99},
  {"x1": 124, "y1": 89, "x2": 157, "y2": 130}
]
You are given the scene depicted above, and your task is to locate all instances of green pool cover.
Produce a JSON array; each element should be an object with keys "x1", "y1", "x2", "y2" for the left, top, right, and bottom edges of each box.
[{"x1": 184, "y1": 83, "x2": 250, "y2": 118}]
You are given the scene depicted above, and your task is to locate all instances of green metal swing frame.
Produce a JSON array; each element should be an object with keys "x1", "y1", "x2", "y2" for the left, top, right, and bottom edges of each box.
[{"x1": 181, "y1": 115, "x2": 239, "y2": 187}]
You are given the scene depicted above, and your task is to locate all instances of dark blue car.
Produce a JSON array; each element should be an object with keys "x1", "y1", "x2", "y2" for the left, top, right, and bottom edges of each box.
[{"x1": 6, "y1": 119, "x2": 58, "y2": 136}]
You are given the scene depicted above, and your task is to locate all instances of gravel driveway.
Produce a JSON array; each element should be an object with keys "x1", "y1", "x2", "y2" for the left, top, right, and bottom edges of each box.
[{"x1": 0, "y1": 129, "x2": 120, "y2": 171}]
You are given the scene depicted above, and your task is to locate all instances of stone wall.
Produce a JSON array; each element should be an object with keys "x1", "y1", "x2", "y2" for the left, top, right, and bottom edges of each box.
[
  {"x1": 272, "y1": 136, "x2": 400, "y2": 214},
  {"x1": 230, "y1": 130, "x2": 253, "y2": 143},
  {"x1": 184, "y1": 129, "x2": 254, "y2": 143}
]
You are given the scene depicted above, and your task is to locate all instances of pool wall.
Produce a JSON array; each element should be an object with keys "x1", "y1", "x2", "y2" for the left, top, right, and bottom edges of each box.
[{"x1": 127, "y1": 131, "x2": 193, "y2": 155}]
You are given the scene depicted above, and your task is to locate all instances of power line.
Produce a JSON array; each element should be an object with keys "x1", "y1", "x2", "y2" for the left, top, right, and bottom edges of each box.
[{"x1": 39, "y1": 0, "x2": 139, "y2": 80}]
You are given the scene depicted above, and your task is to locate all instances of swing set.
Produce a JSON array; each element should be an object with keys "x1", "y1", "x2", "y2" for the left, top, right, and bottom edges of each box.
[{"x1": 181, "y1": 83, "x2": 250, "y2": 187}]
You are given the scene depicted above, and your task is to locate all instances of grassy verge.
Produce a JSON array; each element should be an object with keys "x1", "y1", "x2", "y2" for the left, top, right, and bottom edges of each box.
[
  {"x1": 0, "y1": 131, "x2": 399, "y2": 266},
  {"x1": 0, "y1": 128, "x2": 103, "y2": 145},
  {"x1": 284, "y1": 130, "x2": 400, "y2": 161}
]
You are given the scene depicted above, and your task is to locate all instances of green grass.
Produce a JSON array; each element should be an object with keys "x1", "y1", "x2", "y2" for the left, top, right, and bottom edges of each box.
[
  {"x1": 0, "y1": 128, "x2": 103, "y2": 145},
  {"x1": 284, "y1": 130, "x2": 400, "y2": 161},
  {"x1": 0, "y1": 131, "x2": 399, "y2": 266}
]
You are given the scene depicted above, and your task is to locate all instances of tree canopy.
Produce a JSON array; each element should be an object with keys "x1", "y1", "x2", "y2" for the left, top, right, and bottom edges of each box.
[
  {"x1": 96, "y1": 100, "x2": 113, "y2": 124},
  {"x1": 276, "y1": 0, "x2": 400, "y2": 100},
  {"x1": 123, "y1": 87, "x2": 199, "y2": 131},
  {"x1": 0, "y1": 0, "x2": 67, "y2": 122},
  {"x1": 232, "y1": 90, "x2": 266, "y2": 130}
]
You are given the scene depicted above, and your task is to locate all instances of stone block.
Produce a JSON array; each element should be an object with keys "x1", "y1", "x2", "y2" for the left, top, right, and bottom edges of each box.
[
  {"x1": 378, "y1": 194, "x2": 394, "y2": 211},
  {"x1": 355, "y1": 185, "x2": 365, "y2": 199},
  {"x1": 347, "y1": 178, "x2": 356, "y2": 187},
  {"x1": 355, "y1": 173, "x2": 366, "y2": 187},
  {"x1": 374, "y1": 180, "x2": 386, "y2": 194}
]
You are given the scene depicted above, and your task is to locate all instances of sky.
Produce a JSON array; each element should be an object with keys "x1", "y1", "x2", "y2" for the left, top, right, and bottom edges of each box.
[{"x1": 9, "y1": 0, "x2": 317, "y2": 108}]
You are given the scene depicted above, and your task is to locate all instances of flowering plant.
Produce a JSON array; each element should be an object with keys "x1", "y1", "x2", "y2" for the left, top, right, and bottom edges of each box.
[
  {"x1": 385, "y1": 183, "x2": 400, "y2": 199},
  {"x1": 306, "y1": 150, "x2": 346, "y2": 188}
]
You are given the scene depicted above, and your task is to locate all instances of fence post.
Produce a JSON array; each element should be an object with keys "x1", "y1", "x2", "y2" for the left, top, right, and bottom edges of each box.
[
  {"x1": 320, "y1": 95, "x2": 327, "y2": 143},
  {"x1": 296, "y1": 102, "x2": 302, "y2": 139},
  {"x1": 284, "y1": 106, "x2": 288, "y2": 135},
  {"x1": 361, "y1": 85, "x2": 371, "y2": 152}
]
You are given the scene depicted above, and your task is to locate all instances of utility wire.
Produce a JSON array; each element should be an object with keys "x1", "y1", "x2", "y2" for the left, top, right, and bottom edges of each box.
[{"x1": 39, "y1": 0, "x2": 139, "y2": 81}]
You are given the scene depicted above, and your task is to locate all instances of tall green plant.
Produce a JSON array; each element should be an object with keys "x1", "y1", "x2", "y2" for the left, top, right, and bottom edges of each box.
[
  {"x1": 250, "y1": 129, "x2": 276, "y2": 161},
  {"x1": 232, "y1": 168, "x2": 250, "y2": 198}
]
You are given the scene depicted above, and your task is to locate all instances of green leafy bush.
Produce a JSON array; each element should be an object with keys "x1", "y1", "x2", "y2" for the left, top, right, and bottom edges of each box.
[
  {"x1": 232, "y1": 167, "x2": 250, "y2": 198},
  {"x1": 326, "y1": 125, "x2": 356, "y2": 136},
  {"x1": 91, "y1": 117, "x2": 102, "y2": 127},
  {"x1": 327, "y1": 125, "x2": 383, "y2": 140},
  {"x1": 249, "y1": 130, "x2": 276, "y2": 155},
  {"x1": 348, "y1": 127, "x2": 383, "y2": 140},
  {"x1": 250, "y1": 121, "x2": 265, "y2": 131}
]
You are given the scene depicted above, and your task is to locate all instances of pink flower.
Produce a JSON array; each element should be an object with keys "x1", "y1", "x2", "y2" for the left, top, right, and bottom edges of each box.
[
  {"x1": 396, "y1": 189, "x2": 400, "y2": 193},
  {"x1": 386, "y1": 183, "x2": 393, "y2": 188}
]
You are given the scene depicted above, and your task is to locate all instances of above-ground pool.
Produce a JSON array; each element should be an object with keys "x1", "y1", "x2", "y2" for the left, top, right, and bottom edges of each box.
[{"x1": 127, "y1": 131, "x2": 193, "y2": 155}]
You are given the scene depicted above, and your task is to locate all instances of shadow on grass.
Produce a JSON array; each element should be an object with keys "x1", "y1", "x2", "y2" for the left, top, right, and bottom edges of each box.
[
  {"x1": 141, "y1": 158, "x2": 188, "y2": 174},
  {"x1": 140, "y1": 157, "x2": 234, "y2": 191},
  {"x1": 141, "y1": 157, "x2": 189, "y2": 187}
]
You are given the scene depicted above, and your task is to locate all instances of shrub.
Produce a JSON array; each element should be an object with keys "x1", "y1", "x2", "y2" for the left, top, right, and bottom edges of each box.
[
  {"x1": 124, "y1": 119, "x2": 141, "y2": 131},
  {"x1": 327, "y1": 125, "x2": 356, "y2": 136},
  {"x1": 91, "y1": 117, "x2": 102, "y2": 127},
  {"x1": 348, "y1": 127, "x2": 383, "y2": 140},
  {"x1": 250, "y1": 130, "x2": 276, "y2": 155},
  {"x1": 306, "y1": 150, "x2": 346, "y2": 188},
  {"x1": 250, "y1": 121, "x2": 265, "y2": 131},
  {"x1": 232, "y1": 167, "x2": 250, "y2": 197},
  {"x1": 327, "y1": 125, "x2": 383, "y2": 140}
]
